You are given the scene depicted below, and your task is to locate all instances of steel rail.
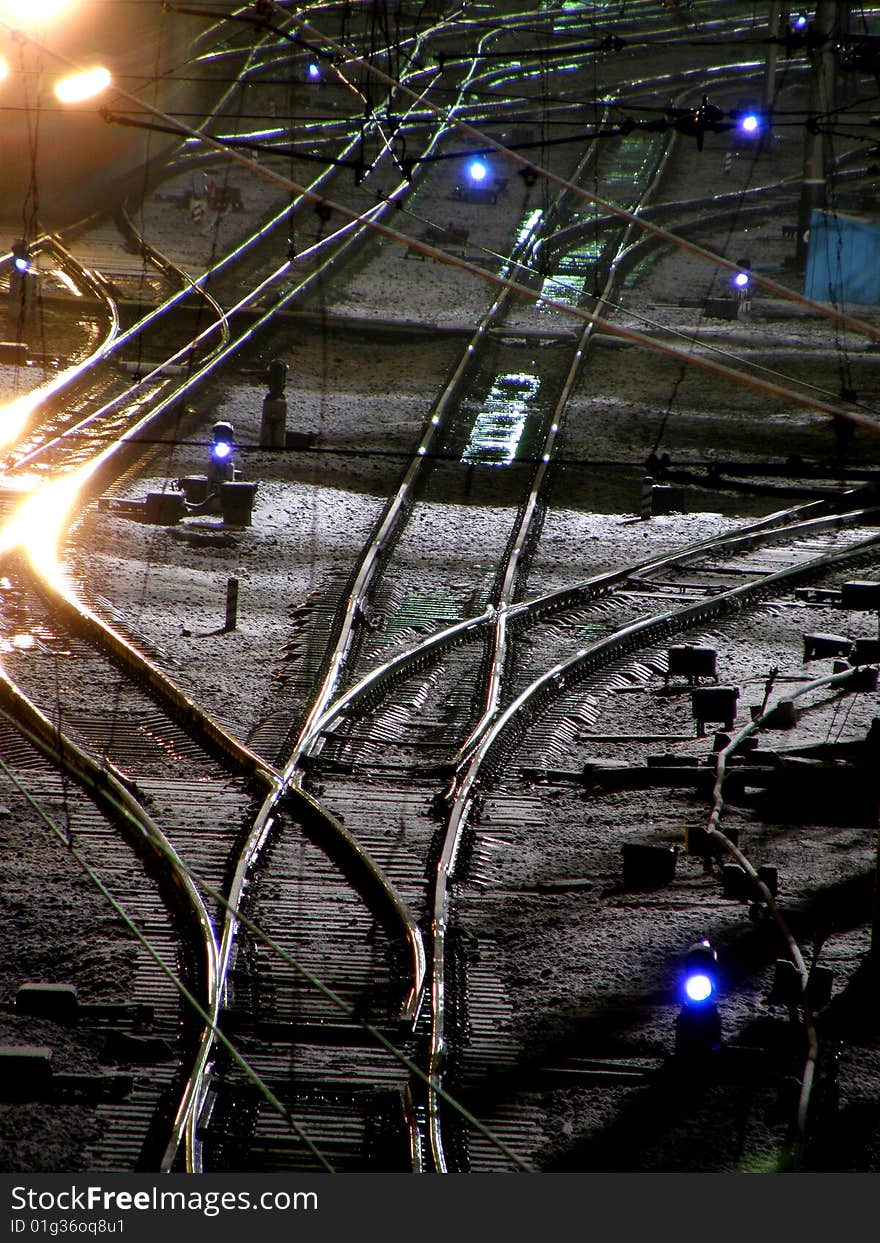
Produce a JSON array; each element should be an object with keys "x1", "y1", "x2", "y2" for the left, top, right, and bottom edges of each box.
[
  {"x1": 0, "y1": 668, "x2": 220, "y2": 1174},
  {"x1": 11, "y1": 93, "x2": 448, "y2": 479},
  {"x1": 451, "y1": 69, "x2": 687, "y2": 773},
  {"x1": 275, "y1": 5, "x2": 880, "y2": 347},
  {"x1": 10, "y1": 17, "x2": 876, "y2": 436},
  {"x1": 191, "y1": 49, "x2": 523, "y2": 1167},
  {"x1": 10, "y1": 0, "x2": 865, "y2": 1173},
  {"x1": 297, "y1": 506, "x2": 875, "y2": 1169},
  {"x1": 95, "y1": 56, "x2": 472, "y2": 1152},
  {"x1": 41, "y1": 497, "x2": 854, "y2": 1176},
  {"x1": 283, "y1": 25, "x2": 518, "y2": 775},
  {"x1": 0, "y1": 688, "x2": 342, "y2": 1173},
  {"x1": 0, "y1": 236, "x2": 121, "y2": 460},
  {"x1": 421, "y1": 91, "x2": 674, "y2": 1172},
  {"x1": 483, "y1": 525, "x2": 880, "y2": 777},
  {"x1": 116, "y1": 202, "x2": 231, "y2": 349},
  {"x1": 435, "y1": 525, "x2": 880, "y2": 1166},
  {"x1": 10, "y1": 8, "x2": 462, "y2": 479},
  {"x1": 15, "y1": 542, "x2": 428, "y2": 1167},
  {"x1": 12, "y1": 32, "x2": 374, "y2": 464},
  {"x1": 270, "y1": 15, "x2": 609, "y2": 1171},
  {"x1": 421, "y1": 76, "x2": 733, "y2": 1167},
  {"x1": 189, "y1": 774, "x2": 429, "y2": 1170},
  {"x1": 301, "y1": 500, "x2": 859, "y2": 748},
  {"x1": 37, "y1": 234, "x2": 121, "y2": 347},
  {"x1": 544, "y1": 137, "x2": 880, "y2": 261},
  {"x1": 418, "y1": 64, "x2": 853, "y2": 1162},
  {"x1": 0, "y1": 33, "x2": 412, "y2": 1161}
]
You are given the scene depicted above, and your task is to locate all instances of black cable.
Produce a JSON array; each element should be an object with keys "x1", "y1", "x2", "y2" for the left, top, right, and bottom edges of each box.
[{"x1": 17, "y1": 433, "x2": 880, "y2": 468}]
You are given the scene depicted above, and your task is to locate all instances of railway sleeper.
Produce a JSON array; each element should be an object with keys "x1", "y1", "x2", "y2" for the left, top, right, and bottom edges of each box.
[
  {"x1": 8, "y1": 981, "x2": 155, "y2": 1030},
  {"x1": 583, "y1": 753, "x2": 878, "y2": 834},
  {"x1": 199, "y1": 1086, "x2": 413, "y2": 1170},
  {"x1": 220, "y1": 1010, "x2": 411, "y2": 1046},
  {"x1": 581, "y1": 759, "x2": 774, "y2": 797}
]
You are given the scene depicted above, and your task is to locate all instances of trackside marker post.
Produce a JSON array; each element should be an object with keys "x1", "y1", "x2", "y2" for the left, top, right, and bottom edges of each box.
[{"x1": 225, "y1": 576, "x2": 239, "y2": 631}]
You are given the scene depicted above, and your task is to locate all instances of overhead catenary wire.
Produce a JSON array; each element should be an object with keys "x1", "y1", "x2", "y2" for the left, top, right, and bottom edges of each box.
[
  {"x1": 7, "y1": 13, "x2": 880, "y2": 437},
  {"x1": 268, "y1": 1, "x2": 880, "y2": 349}
]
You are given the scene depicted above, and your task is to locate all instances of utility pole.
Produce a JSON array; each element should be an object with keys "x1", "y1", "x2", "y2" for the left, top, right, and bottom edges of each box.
[
  {"x1": 796, "y1": 1, "x2": 840, "y2": 262},
  {"x1": 762, "y1": 2, "x2": 781, "y2": 113}
]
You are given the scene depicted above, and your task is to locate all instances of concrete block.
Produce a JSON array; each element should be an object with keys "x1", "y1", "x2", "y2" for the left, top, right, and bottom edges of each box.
[{"x1": 15, "y1": 982, "x2": 78, "y2": 1023}]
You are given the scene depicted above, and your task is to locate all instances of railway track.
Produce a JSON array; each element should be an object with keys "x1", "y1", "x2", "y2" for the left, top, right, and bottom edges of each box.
[
  {"x1": 302, "y1": 499, "x2": 880, "y2": 1168},
  {"x1": 3, "y1": 0, "x2": 880, "y2": 1176}
]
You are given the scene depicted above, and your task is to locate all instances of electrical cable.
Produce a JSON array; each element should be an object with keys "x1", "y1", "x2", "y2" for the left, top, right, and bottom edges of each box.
[
  {"x1": 15, "y1": 74, "x2": 876, "y2": 435},
  {"x1": 704, "y1": 666, "x2": 868, "y2": 1161},
  {"x1": 249, "y1": 1, "x2": 880, "y2": 351}
]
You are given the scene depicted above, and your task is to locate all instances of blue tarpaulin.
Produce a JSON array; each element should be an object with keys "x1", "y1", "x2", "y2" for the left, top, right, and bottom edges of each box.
[{"x1": 803, "y1": 209, "x2": 880, "y2": 305}]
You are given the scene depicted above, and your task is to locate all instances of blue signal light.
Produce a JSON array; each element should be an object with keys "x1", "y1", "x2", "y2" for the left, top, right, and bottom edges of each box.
[
  {"x1": 684, "y1": 971, "x2": 715, "y2": 1004},
  {"x1": 676, "y1": 939, "x2": 722, "y2": 1055},
  {"x1": 733, "y1": 271, "x2": 750, "y2": 289},
  {"x1": 467, "y1": 157, "x2": 489, "y2": 184},
  {"x1": 210, "y1": 420, "x2": 234, "y2": 465},
  {"x1": 11, "y1": 240, "x2": 30, "y2": 273},
  {"x1": 679, "y1": 940, "x2": 719, "y2": 1007},
  {"x1": 739, "y1": 112, "x2": 761, "y2": 135},
  {"x1": 307, "y1": 60, "x2": 321, "y2": 80},
  {"x1": 793, "y1": 13, "x2": 808, "y2": 30}
]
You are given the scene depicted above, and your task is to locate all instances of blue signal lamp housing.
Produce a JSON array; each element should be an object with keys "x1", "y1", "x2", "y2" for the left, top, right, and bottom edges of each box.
[
  {"x1": 210, "y1": 421, "x2": 235, "y2": 472},
  {"x1": 676, "y1": 940, "x2": 722, "y2": 1056},
  {"x1": 11, "y1": 240, "x2": 30, "y2": 273},
  {"x1": 680, "y1": 940, "x2": 720, "y2": 1008}
]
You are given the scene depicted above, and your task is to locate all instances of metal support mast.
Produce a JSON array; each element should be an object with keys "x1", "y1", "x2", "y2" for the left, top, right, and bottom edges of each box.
[
  {"x1": 796, "y1": 1, "x2": 840, "y2": 262},
  {"x1": 763, "y1": 2, "x2": 781, "y2": 112}
]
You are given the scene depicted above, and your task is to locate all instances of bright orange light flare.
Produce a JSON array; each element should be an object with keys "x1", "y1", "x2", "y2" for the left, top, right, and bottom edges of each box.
[
  {"x1": 0, "y1": 357, "x2": 103, "y2": 455},
  {"x1": 0, "y1": 461, "x2": 100, "y2": 589},
  {"x1": 54, "y1": 65, "x2": 112, "y2": 104},
  {"x1": 0, "y1": 0, "x2": 72, "y2": 26},
  {"x1": 0, "y1": 392, "x2": 43, "y2": 453}
]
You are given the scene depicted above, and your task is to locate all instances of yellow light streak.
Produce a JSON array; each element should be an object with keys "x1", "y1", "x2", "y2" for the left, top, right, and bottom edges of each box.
[
  {"x1": 0, "y1": 460, "x2": 99, "y2": 589},
  {"x1": 54, "y1": 65, "x2": 111, "y2": 104},
  {"x1": 0, "y1": 359, "x2": 102, "y2": 455},
  {"x1": 51, "y1": 268, "x2": 82, "y2": 297},
  {"x1": 0, "y1": 392, "x2": 46, "y2": 453},
  {"x1": 0, "y1": 0, "x2": 72, "y2": 26}
]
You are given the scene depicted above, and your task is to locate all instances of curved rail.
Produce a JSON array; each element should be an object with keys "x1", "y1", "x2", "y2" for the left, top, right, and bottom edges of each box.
[
  {"x1": 0, "y1": 667, "x2": 219, "y2": 1173},
  {"x1": 433, "y1": 523, "x2": 880, "y2": 1163},
  {"x1": 11, "y1": 541, "x2": 429, "y2": 1167}
]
